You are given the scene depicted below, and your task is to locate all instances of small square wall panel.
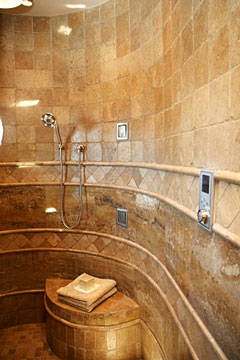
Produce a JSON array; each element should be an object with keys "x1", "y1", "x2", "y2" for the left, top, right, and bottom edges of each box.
[{"x1": 117, "y1": 123, "x2": 128, "y2": 140}]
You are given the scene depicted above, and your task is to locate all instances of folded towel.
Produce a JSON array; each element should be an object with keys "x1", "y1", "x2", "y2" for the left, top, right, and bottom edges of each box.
[
  {"x1": 58, "y1": 287, "x2": 117, "y2": 312},
  {"x1": 57, "y1": 274, "x2": 117, "y2": 307}
]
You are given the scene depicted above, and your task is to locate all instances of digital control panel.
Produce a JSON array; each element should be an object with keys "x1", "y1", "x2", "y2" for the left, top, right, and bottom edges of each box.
[{"x1": 197, "y1": 170, "x2": 214, "y2": 231}]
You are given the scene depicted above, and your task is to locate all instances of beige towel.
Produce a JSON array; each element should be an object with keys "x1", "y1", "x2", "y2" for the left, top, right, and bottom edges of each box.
[
  {"x1": 57, "y1": 274, "x2": 117, "y2": 307},
  {"x1": 58, "y1": 287, "x2": 117, "y2": 312}
]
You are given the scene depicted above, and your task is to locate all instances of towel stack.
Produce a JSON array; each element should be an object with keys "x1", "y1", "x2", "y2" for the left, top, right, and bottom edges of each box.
[{"x1": 57, "y1": 273, "x2": 117, "y2": 312}]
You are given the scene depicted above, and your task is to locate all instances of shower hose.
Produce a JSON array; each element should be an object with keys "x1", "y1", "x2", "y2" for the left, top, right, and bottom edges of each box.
[{"x1": 59, "y1": 145, "x2": 83, "y2": 229}]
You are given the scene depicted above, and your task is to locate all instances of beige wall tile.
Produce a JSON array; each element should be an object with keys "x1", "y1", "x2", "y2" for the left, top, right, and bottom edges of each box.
[
  {"x1": 17, "y1": 125, "x2": 35, "y2": 144},
  {"x1": 130, "y1": 25, "x2": 141, "y2": 52},
  {"x1": 51, "y1": 14, "x2": 68, "y2": 33},
  {"x1": 34, "y1": 32, "x2": 51, "y2": 52},
  {"x1": 181, "y1": 56, "x2": 194, "y2": 99},
  {"x1": 35, "y1": 70, "x2": 52, "y2": 88},
  {"x1": 1, "y1": 50, "x2": 15, "y2": 70},
  {"x1": 230, "y1": 7, "x2": 240, "y2": 68},
  {"x1": 153, "y1": 2, "x2": 162, "y2": 35},
  {"x1": 171, "y1": 36, "x2": 182, "y2": 73},
  {"x1": 0, "y1": 14, "x2": 13, "y2": 33},
  {"x1": 17, "y1": 143, "x2": 35, "y2": 161},
  {"x1": 101, "y1": 60, "x2": 117, "y2": 82},
  {"x1": 100, "y1": 0, "x2": 114, "y2": 23},
  {"x1": 131, "y1": 140, "x2": 143, "y2": 162},
  {"x1": 116, "y1": 0, "x2": 129, "y2": 16},
  {"x1": 102, "y1": 80, "x2": 117, "y2": 102},
  {"x1": 68, "y1": 11, "x2": 84, "y2": 28},
  {"x1": 86, "y1": 103, "x2": 103, "y2": 123},
  {"x1": 118, "y1": 141, "x2": 131, "y2": 161},
  {"x1": 86, "y1": 23, "x2": 101, "y2": 47},
  {"x1": 208, "y1": 122, "x2": 230, "y2": 169},
  {"x1": 182, "y1": 20, "x2": 193, "y2": 65},
  {"x1": 13, "y1": 15, "x2": 32, "y2": 32},
  {"x1": 193, "y1": 0, "x2": 208, "y2": 51},
  {"x1": 15, "y1": 70, "x2": 34, "y2": 89},
  {"x1": 68, "y1": 49, "x2": 85, "y2": 68},
  {"x1": 53, "y1": 70, "x2": 69, "y2": 88},
  {"x1": 103, "y1": 122, "x2": 116, "y2": 142},
  {"x1": 0, "y1": 69, "x2": 15, "y2": 88},
  {"x1": 117, "y1": 54, "x2": 131, "y2": 79},
  {"x1": 15, "y1": 51, "x2": 33, "y2": 70},
  {"x1": 130, "y1": 118, "x2": 144, "y2": 140},
  {"x1": 86, "y1": 63, "x2": 101, "y2": 85},
  {"x1": 101, "y1": 19, "x2": 115, "y2": 44},
  {"x1": 87, "y1": 124, "x2": 102, "y2": 142},
  {"x1": 103, "y1": 142, "x2": 118, "y2": 161},
  {"x1": 52, "y1": 32, "x2": 69, "y2": 51},
  {"x1": 117, "y1": 35, "x2": 130, "y2": 58},
  {"x1": 209, "y1": 0, "x2": 230, "y2": 34},
  {"x1": 193, "y1": 85, "x2": 209, "y2": 129},
  {"x1": 52, "y1": 50, "x2": 68, "y2": 70},
  {"x1": 34, "y1": 52, "x2": 51, "y2": 70},
  {"x1": 155, "y1": 111, "x2": 164, "y2": 138},
  {"x1": 209, "y1": 73, "x2": 229, "y2": 124},
  {"x1": 164, "y1": 49, "x2": 172, "y2": 82},
  {"x1": 3, "y1": 125, "x2": 16, "y2": 144},
  {"x1": 33, "y1": 17, "x2": 50, "y2": 32},
  {"x1": 180, "y1": 0, "x2": 193, "y2": 29},
  {"x1": 231, "y1": 65, "x2": 240, "y2": 120},
  {"x1": 15, "y1": 32, "x2": 33, "y2": 52},
  {"x1": 229, "y1": 119, "x2": 240, "y2": 172},
  {"x1": 53, "y1": 88, "x2": 69, "y2": 106},
  {"x1": 193, "y1": 128, "x2": 208, "y2": 168},
  {"x1": 209, "y1": 24, "x2": 229, "y2": 80},
  {"x1": 100, "y1": 40, "x2": 116, "y2": 62},
  {"x1": 86, "y1": 84, "x2": 102, "y2": 104},
  {"x1": 163, "y1": 17, "x2": 172, "y2": 54},
  {"x1": 69, "y1": 28, "x2": 85, "y2": 49},
  {"x1": 69, "y1": 88, "x2": 85, "y2": 106},
  {"x1": 103, "y1": 101, "x2": 118, "y2": 122},
  {"x1": 194, "y1": 41, "x2": 208, "y2": 89}
]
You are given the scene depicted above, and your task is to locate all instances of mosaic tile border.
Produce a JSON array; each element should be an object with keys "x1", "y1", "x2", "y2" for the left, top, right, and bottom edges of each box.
[
  {"x1": 0, "y1": 161, "x2": 240, "y2": 249},
  {"x1": 0, "y1": 231, "x2": 229, "y2": 360}
]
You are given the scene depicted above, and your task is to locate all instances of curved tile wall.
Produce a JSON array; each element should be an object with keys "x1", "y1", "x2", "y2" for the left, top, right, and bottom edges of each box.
[
  {"x1": 0, "y1": 0, "x2": 240, "y2": 359},
  {"x1": 0, "y1": 161, "x2": 239, "y2": 359}
]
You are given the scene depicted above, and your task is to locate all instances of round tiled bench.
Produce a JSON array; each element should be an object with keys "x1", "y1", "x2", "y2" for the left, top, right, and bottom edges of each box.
[{"x1": 44, "y1": 278, "x2": 141, "y2": 359}]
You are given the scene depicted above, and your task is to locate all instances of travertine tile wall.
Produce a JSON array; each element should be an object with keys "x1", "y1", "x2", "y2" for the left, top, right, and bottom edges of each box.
[
  {"x1": 0, "y1": 0, "x2": 240, "y2": 171},
  {"x1": 0, "y1": 1, "x2": 240, "y2": 359}
]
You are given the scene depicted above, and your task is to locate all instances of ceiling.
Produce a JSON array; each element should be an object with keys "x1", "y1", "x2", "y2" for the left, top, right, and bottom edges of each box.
[{"x1": 0, "y1": 0, "x2": 109, "y2": 16}]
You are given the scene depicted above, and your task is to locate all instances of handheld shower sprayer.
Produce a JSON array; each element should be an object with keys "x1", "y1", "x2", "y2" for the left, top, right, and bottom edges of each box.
[
  {"x1": 41, "y1": 113, "x2": 83, "y2": 229},
  {"x1": 41, "y1": 113, "x2": 62, "y2": 148}
]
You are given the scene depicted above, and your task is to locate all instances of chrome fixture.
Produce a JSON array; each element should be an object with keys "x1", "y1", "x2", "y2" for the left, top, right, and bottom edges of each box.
[
  {"x1": 41, "y1": 113, "x2": 62, "y2": 148},
  {"x1": 116, "y1": 208, "x2": 128, "y2": 227},
  {"x1": 41, "y1": 113, "x2": 84, "y2": 229},
  {"x1": 197, "y1": 169, "x2": 214, "y2": 231}
]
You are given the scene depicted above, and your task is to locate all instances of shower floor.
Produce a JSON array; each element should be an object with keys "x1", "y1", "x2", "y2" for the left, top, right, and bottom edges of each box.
[{"x1": 0, "y1": 323, "x2": 59, "y2": 359}]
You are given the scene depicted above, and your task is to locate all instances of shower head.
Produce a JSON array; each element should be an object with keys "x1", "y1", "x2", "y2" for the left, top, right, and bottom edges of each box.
[
  {"x1": 41, "y1": 113, "x2": 62, "y2": 147},
  {"x1": 41, "y1": 113, "x2": 56, "y2": 128}
]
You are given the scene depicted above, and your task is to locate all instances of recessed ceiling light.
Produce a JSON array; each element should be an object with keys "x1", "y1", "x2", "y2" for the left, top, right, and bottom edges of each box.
[
  {"x1": 0, "y1": 0, "x2": 22, "y2": 9},
  {"x1": 66, "y1": 3, "x2": 86, "y2": 9},
  {"x1": 22, "y1": 0, "x2": 32, "y2": 6}
]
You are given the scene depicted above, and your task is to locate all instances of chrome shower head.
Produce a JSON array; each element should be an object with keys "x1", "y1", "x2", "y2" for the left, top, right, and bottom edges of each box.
[
  {"x1": 41, "y1": 113, "x2": 56, "y2": 127},
  {"x1": 41, "y1": 113, "x2": 62, "y2": 147}
]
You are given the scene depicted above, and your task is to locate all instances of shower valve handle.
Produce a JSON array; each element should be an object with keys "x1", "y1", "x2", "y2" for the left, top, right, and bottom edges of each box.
[{"x1": 77, "y1": 144, "x2": 85, "y2": 152}]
